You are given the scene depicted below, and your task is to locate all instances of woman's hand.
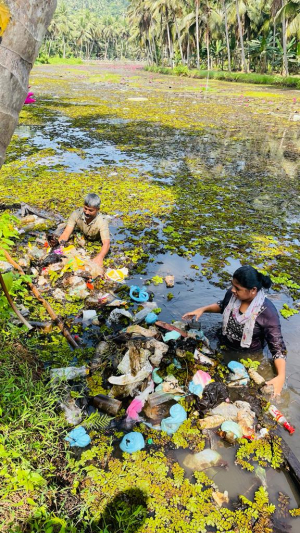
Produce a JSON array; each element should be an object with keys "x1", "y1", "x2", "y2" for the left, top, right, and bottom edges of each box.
[
  {"x1": 266, "y1": 375, "x2": 285, "y2": 396},
  {"x1": 182, "y1": 308, "x2": 205, "y2": 321}
]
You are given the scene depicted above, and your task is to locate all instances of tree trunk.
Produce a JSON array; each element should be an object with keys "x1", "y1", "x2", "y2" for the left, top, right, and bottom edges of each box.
[
  {"x1": 0, "y1": 0, "x2": 57, "y2": 168},
  {"x1": 235, "y1": 0, "x2": 247, "y2": 72},
  {"x1": 196, "y1": 0, "x2": 200, "y2": 69},
  {"x1": 152, "y1": 35, "x2": 158, "y2": 64},
  {"x1": 206, "y1": 29, "x2": 210, "y2": 70},
  {"x1": 48, "y1": 38, "x2": 53, "y2": 56},
  {"x1": 222, "y1": 0, "x2": 231, "y2": 72},
  {"x1": 166, "y1": 20, "x2": 172, "y2": 66},
  {"x1": 282, "y1": 1, "x2": 289, "y2": 75},
  {"x1": 174, "y1": 15, "x2": 184, "y2": 63}
]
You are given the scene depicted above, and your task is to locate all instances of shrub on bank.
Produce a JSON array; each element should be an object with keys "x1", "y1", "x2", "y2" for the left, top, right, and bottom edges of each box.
[{"x1": 145, "y1": 65, "x2": 300, "y2": 89}]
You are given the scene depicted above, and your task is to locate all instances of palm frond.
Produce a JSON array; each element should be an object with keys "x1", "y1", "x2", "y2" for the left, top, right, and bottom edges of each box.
[{"x1": 82, "y1": 411, "x2": 113, "y2": 431}]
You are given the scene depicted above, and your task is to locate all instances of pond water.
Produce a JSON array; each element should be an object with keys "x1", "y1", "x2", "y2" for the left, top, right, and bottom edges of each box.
[{"x1": 2, "y1": 61, "x2": 300, "y2": 527}]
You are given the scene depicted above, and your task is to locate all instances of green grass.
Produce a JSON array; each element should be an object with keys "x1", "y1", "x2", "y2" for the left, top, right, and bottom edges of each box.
[
  {"x1": 145, "y1": 65, "x2": 300, "y2": 89},
  {"x1": 35, "y1": 56, "x2": 83, "y2": 65},
  {"x1": 0, "y1": 335, "x2": 75, "y2": 532},
  {"x1": 49, "y1": 56, "x2": 83, "y2": 65}
]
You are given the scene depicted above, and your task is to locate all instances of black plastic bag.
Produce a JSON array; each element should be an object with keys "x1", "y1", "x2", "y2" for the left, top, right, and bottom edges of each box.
[{"x1": 195, "y1": 382, "x2": 229, "y2": 416}]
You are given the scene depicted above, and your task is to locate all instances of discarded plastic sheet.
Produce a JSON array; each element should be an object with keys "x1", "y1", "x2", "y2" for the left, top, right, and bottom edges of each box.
[
  {"x1": 171, "y1": 321, "x2": 187, "y2": 330},
  {"x1": 92, "y1": 341, "x2": 109, "y2": 367},
  {"x1": 106, "y1": 267, "x2": 128, "y2": 282},
  {"x1": 161, "y1": 404, "x2": 187, "y2": 435},
  {"x1": 107, "y1": 308, "x2": 133, "y2": 325},
  {"x1": 126, "y1": 324, "x2": 156, "y2": 338},
  {"x1": 65, "y1": 426, "x2": 91, "y2": 447},
  {"x1": 125, "y1": 382, "x2": 154, "y2": 422},
  {"x1": 133, "y1": 307, "x2": 149, "y2": 323},
  {"x1": 146, "y1": 338, "x2": 169, "y2": 366},
  {"x1": 60, "y1": 399, "x2": 82, "y2": 425},
  {"x1": 69, "y1": 281, "x2": 89, "y2": 299},
  {"x1": 189, "y1": 381, "x2": 203, "y2": 397},
  {"x1": 188, "y1": 328, "x2": 205, "y2": 340},
  {"x1": 221, "y1": 420, "x2": 243, "y2": 440},
  {"x1": 210, "y1": 402, "x2": 239, "y2": 421},
  {"x1": 158, "y1": 375, "x2": 184, "y2": 394},
  {"x1": 194, "y1": 349, "x2": 216, "y2": 366},
  {"x1": 129, "y1": 285, "x2": 149, "y2": 303},
  {"x1": 227, "y1": 361, "x2": 249, "y2": 386},
  {"x1": 0, "y1": 261, "x2": 13, "y2": 273},
  {"x1": 126, "y1": 398, "x2": 144, "y2": 421},
  {"x1": 199, "y1": 415, "x2": 226, "y2": 429},
  {"x1": 117, "y1": 350, "x2": 131, "y2": 374},
  {"x1": 163, "y1": 330, "x2": 181, "y2": 342},
  {"x1": 152, "y1": 368, "x2": 163, "y2": 384},
  {"x1": 50, "y1": 366, "x2": 88, "y2": 381},
  {"x1": 106, "y1": 299, "x2": 127, "y2": 307},
  {"x1": 192, "y1": 370, "x2": 212, "y2": 388},
  {"x1": 82, "y1": 309, "x2": 97, "y2": 328},
  {"x1": 183, "y1": 449, "x2": 222, "y2": 471},
  {"x1": 255, "y1": 466, "x2": 267, "y2": 489},
  {"x1": 120, "y1": 432, "x2": 145, "y2": 453},
  {"x1": 142, "y1": 301, "x2": 158, "y2": 311},
  {"x1": 108, "y1": 360, "x2": 152, "y2": 386},
  {"x1": 196, "y1": 382, "x2": 229, "y2": 415}
]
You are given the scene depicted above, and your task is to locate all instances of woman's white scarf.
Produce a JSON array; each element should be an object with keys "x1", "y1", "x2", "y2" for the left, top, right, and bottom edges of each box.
[{"x1": 222, "y1": 289, "x2": 265, "y2": 348}]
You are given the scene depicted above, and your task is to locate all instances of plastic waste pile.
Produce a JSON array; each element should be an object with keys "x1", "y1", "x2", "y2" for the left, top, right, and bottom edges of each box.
[{"x1": 12, "y1": 209, "x2": 295, "y2": 464}]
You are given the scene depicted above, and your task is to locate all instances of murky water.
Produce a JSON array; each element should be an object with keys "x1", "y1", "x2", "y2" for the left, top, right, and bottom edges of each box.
[{"x1": 3, "y1": 62, "x2": 300, "y2": 523}]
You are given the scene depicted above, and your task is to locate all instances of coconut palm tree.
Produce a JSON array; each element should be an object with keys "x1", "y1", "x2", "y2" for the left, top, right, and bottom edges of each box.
[{"x1": 0, "y1": 0, "x2": 57, "y2": 168}]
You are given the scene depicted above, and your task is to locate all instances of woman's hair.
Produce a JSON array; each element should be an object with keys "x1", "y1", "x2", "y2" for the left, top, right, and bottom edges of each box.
[{"x1": 233, "y1": 265, "x2": 272, "y2": 290}]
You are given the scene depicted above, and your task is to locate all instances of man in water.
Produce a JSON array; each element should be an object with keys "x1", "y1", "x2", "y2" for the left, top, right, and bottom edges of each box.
[{"x1": 53, "y1": 193, "x2": 110, "y2": 268}]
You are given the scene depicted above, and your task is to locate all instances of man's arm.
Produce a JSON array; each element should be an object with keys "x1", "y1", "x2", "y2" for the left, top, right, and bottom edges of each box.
[
  {"x1": 92, "y1": 239, "x2": 110, "y2": 267},
  {"x1": 58, "y1": 225, "x2": 74, "y2": 243}
]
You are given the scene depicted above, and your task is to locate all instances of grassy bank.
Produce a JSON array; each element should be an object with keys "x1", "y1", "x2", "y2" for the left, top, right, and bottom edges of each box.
[
  {"x1": 36, "y1": 56, "x2": 83, "y2": 65},
  {"x1": 145, "y1": 65, "x2": 300, "y2": 89}
]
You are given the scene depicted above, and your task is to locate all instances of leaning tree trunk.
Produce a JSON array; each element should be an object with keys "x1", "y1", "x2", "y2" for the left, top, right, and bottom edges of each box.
[{"x1": 0, "y1": 0, "x2": 57, "y2": 168}]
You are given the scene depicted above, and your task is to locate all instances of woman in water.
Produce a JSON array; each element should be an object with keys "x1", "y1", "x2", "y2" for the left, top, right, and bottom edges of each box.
[{"x1": 182, "y1": 265, "x2": 286, "y2": 395}]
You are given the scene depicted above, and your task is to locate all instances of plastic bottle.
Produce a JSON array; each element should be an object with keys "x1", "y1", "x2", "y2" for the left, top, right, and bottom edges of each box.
[
  {"x1": 268, "y1": 405, "x2": 295, "y2": 434},
  {"x1": 50, "y1": 366, "x2": 88, "y2": 381}
]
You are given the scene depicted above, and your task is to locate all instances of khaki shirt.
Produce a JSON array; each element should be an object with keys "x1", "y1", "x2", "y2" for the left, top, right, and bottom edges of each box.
[{"x1": 67, "y1": 208, "x2": 110, "y2": 242}]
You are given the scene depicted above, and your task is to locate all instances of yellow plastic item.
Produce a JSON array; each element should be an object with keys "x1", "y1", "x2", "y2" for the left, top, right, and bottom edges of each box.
[
  {"x1": 63, "y1": 245, "x2": 76, "y2": 254},
  {"x1": 61, "y1": 256, "x2": 85, "y2": 273},
  {"x1": 106, "y1": 268, "x2": 128, "y2": 282}
]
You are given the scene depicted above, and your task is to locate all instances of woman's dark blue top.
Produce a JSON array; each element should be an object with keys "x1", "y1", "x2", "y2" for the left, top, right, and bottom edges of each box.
[{"x1": 218, "y1": 289, "x2": 287, "y2": 360}]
